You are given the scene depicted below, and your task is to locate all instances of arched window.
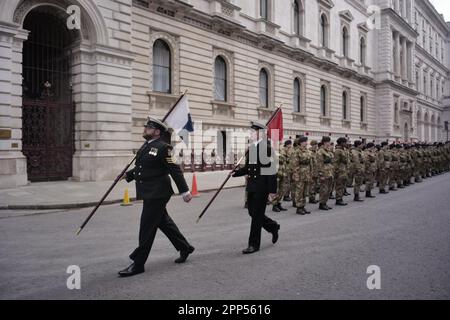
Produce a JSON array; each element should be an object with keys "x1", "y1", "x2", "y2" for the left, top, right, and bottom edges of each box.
[
  {"x1": 320, "y1": 14, "x2": 328, "y2": 47},
  {"x1": 153, "y1": 39, "x2": 171, "y2": 93},
  {"x1": 320, "y1": 85, "x2": 327, "y2": 116},
  {"x1": 293, "y1": 78, "x2": 301, "y2": 112},
  {"x1": 260, "y1": 0, "x2": 268, "y2": 20},
  {"x1": 214, "y1": 56, "x2": 227, "y2": 101},
  {"x1": 342, "y1": 27, "x2": 349, "y2": 57},
  {"x1": 259, "y1": 69, "x2": 269, "y2": 107},
  {"x1": 342, "y1": 91, "x2": 348, "y2": 120},
  {"x1": 423, "y1": 76, "x2": 427, "y2": 95},
  {"x1": 360, "y1": 37, "x2": 366, "y2": 65},
  {"x1": 360, "y1": 96, "x2": 366, "y2": 122},
  {"x1": 293, "y1": 0, "x2": 304, "y2": 36}
]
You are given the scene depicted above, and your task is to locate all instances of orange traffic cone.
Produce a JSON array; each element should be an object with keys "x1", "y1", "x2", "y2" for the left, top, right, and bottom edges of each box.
[
  {"x1": 191, "y1": 173, "x2": 199, "y2": 197},
  {"x1": 121, "y1": 188, "x2": 132, "y2": 206}
]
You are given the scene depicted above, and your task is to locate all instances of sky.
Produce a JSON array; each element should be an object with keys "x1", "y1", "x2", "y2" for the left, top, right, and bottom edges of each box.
[{"x1": 429, "y1": 0, "x2": 450, "y2": 22}]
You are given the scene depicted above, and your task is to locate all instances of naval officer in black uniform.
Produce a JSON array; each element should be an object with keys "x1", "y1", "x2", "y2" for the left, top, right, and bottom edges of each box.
[
  {"x1": 232, "y1": 121, "x2": 280, "y2": 254},
  {"x1": 118, "y1": 117, "x2": 194, "y2": 277}
]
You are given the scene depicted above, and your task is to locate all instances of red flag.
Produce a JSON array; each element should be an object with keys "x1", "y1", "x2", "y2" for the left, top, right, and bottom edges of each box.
[{"x1": 267, "y1": 108, "x2": 283, "y2": 142}]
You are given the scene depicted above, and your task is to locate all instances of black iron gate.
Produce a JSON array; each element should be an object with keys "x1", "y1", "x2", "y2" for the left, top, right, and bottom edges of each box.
[{"x1": 21, "y1": 8, "x2": 76, "y2": 181}]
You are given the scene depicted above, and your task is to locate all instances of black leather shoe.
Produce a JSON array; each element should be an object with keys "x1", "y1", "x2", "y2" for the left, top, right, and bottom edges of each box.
[
  {"x1": 296, "y1": 208, "x2": 306, "y2": 215},
  {"x1": 325, "y1": 205, "x2": 333, "y2": 210},
  {"x1": 335, "y1": 199, "x2": 348, "y2": 206},
  {"x1": 175, "y1": 246, "x2": 195, "y2": 264},
  {"x1": 242, "y1": 246, "x2": 259, "y2": 254},
  {"x1": 118, "y1": 263, "x2": 145, "y2": 277},
  {"x1": 278, "y1": 204, "x2": 288, "y2": 211},
  {"x1": 272, "y1": 205, "x2": 281, "y2": 213},
  {"x1": 319, "y1": 204, "x2": 329, "y2": 210},
  {"x1": 272, "y1": 224, "x2": 280, "y2": 244}
]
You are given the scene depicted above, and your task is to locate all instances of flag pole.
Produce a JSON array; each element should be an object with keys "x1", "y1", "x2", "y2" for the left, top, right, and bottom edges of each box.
[
  {"x1": 76, "y1": 90, "x2": 188, "y2": 235},
  {"x1": 196, "y1": 105, "x2": 283, "y2": 223}
]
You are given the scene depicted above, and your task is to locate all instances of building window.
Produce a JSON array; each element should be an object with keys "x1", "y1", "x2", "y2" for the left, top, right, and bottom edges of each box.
[
  {"x1": 259, "y1": 68, "x2": 269, "y2": 107},
  {"x1": 260, "y1": 0, "x2": 268, "y2": 20},
  {"x1": 394, "y1": 102, "x2": 399, "y2": 124},
  {"x1": 430, "y1": 78, "x2": 434, "y2": 98},
  {"x1": 153, "y1": 39, "x2": 171, "y2": 93},
  {"x1": 360, "y1": 37, "x2": 366, "y2": 65},
  {"x1": 342, "y1": 91, "x2": 348, "y2": 120},
  {"x1": 214, "y1": 56, "x2": 227, "y2": 101},
  {"x1": 293, "y1": 0, "x2": 304, "y2": 36},
  {"x1": 342, "y1": 27, "x2": 349, "y2": 57},
  {"x1": 293, "y1": 78, "x2": 301, "y2": 112},
  {"x1": 423, "y1": 76, "x2": 427, "y2": 95},
  {"x1": 320, "y1": 13, "x2": 329, "y2": 47},
  {"x1": 360, "y1": 95, "x2": 366, "y2": 123},
  {"x1": 320, "y1": 85, "x2": 327, "y2": 116}
]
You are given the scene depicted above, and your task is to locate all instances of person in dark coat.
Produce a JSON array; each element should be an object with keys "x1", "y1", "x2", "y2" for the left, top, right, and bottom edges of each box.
[
  {"x1": 232, "y1": 121, "x2": 280, "y2": 254},
  {"x1": 118, "y1": 117, "x2": 194, "y2": 277}
]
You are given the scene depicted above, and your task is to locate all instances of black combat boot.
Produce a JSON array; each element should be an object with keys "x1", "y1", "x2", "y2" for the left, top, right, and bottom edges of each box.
[
  {"x1": 309, "y1": 198, "x2": 318, "y2": 204},
  {"x1": 272, "y1": 205, "x2": 281, "y2": 212},
  {"x1": 296, "y1": 207, "x2": 306, "y2": 215},
  {"x1": 335, "y1": 199, "x2": 348, "y2": 206},
  {"x1": 366, "y1": 191, "x2": 376, "y2": 198},
  {"x1": 319, "y1": 203, "x2": 329, "y2": 211},
  {"x1": 283, "y1": 195, "x2": 292, "y2": 202},
  {"x1": 354, "y1": 194, "x2": 364, "y2": 202},
  {"x1": 278, "y1": 203, "x2": 287, "y2": 211}
]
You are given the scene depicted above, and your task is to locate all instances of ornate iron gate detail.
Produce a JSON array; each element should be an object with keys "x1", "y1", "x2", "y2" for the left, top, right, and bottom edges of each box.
[{"x1": 21, "y1": 8, "x2": 76, "y2": 181}]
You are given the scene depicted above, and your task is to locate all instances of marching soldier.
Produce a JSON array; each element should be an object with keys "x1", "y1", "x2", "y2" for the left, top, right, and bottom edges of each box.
[
  {"x1": 272, "y1": 140, "x2": 292, "y2": 212},
  {"x1": 309, "y1": 140, "x2": 319, "y2": 204},
  {"x1": 351, "y1": 140, "x2": 365, "y2": 202},
  {"x1": 333, "y1": 137, "x2": 349, "y2": 206},
  {"x1": 119, "y1": 117, "x2": 194, "y2": 277},
  {"x1": 378, "y1": 141, "x2": 391, "y2": 194},
  {"x1": 291, "y1": 136, "x2": 312, "y2": 215},
  {"x1": 316, "y1": 136, "x2": 334, "y2": 210},
  {"x1": 232, "y1": 121, "x2": 280, "y2": 254},
  {"x1": 364, "y1": 142, "x2": 377, "y2": 198}
]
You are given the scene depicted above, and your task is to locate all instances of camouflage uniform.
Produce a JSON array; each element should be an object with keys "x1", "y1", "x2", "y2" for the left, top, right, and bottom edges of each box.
[
  {"x1": 309, "y1": 141, "x2": 319, "y2": 203},
  {"x1": 377, "y1": 146, "x2": 391, "y2": 193},
  {"x1": 272, "y1": 145, "x2": 292, "y2": 209},
  {"x1": 317, "y1": 146, "x2": 334, "y2": 207},
  {"x1": 351, "y1": 147, "x2": 365, "y2": 200},
  {"x1": 333, "y1": 145, "x2": 348, "y2": 202},
  {"x1": 364, "y1": 147, "x2": 377, "y2": 196},
  {"x1": 291, "y1": 145, "x2": 312, "y2": 210}
]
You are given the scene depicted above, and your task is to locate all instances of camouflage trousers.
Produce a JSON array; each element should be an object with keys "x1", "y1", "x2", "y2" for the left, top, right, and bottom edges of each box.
[
  {"x1": 273, "y1": 175, "x2": 291, "y2": 204},
  {"x1": 365, "y1": 170, "x2": 376, "y2": 192},
  {"x1": 334, "y1": 171, "x2": 347, "y2": 201},
  {"x1": 389, "y1": 164, "x2": 399, "y2": 188},
  {"x1": 319, "y1": 176, "x2": 333, "y2": 205},
  {"x1": 309, "y1": 176, "x2": 318, "y2": 201},
  {"x1": 378, "y1": 167, "x2": 390, "y2": 191},
  {"x1": 347, "y1": 171, "x2": 354, "y2": 188},
  {"x1": 353, "y1": 172, "x2": 364, "y2": 196},
  {"x1": 293, "y1": 177, "x2": 309, "y2": 208}
]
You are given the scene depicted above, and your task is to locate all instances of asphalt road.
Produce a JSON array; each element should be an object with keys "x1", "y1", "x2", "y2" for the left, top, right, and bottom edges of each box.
[{"x1": 1, "y1": 173, "x2": 450, "y2": 300}]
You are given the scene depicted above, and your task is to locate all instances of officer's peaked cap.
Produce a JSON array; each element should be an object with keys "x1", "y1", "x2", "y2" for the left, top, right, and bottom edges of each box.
[{"x1": 145, "y1": 117, "x2": 168, "y2": 132}]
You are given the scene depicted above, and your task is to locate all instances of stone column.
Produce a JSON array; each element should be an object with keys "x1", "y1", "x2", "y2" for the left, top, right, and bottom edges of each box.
[
  {"x1": 71, "y1": 44, "x2": 135, "y2": 181},
  {"x1": 0, "y1": 23, "x2": 28, "y2": 189}
]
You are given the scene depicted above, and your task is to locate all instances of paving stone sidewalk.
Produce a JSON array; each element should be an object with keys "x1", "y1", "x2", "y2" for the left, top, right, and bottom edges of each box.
[{"x1": 0, "y1": 171, "x2": 245, "y2": 209}]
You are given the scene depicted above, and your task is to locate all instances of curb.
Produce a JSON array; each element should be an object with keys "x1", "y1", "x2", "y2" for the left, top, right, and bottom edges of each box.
[{"x1": 0, "y1": 184, "x2": 245, "y2": 210}]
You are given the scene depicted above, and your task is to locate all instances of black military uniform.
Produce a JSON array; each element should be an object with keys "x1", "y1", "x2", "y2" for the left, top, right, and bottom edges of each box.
[
  {"x1": 232, "y1": 121, "x2": 280, "y2": 254},
  {"x1": 119, "y1": 117, "x2": 194, "y2": 277}
]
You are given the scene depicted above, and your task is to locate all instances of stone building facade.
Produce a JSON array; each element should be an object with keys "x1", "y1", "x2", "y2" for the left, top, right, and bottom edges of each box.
[{"x1": 0, "y1": 0, "x2": 449, "y2": 188}]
